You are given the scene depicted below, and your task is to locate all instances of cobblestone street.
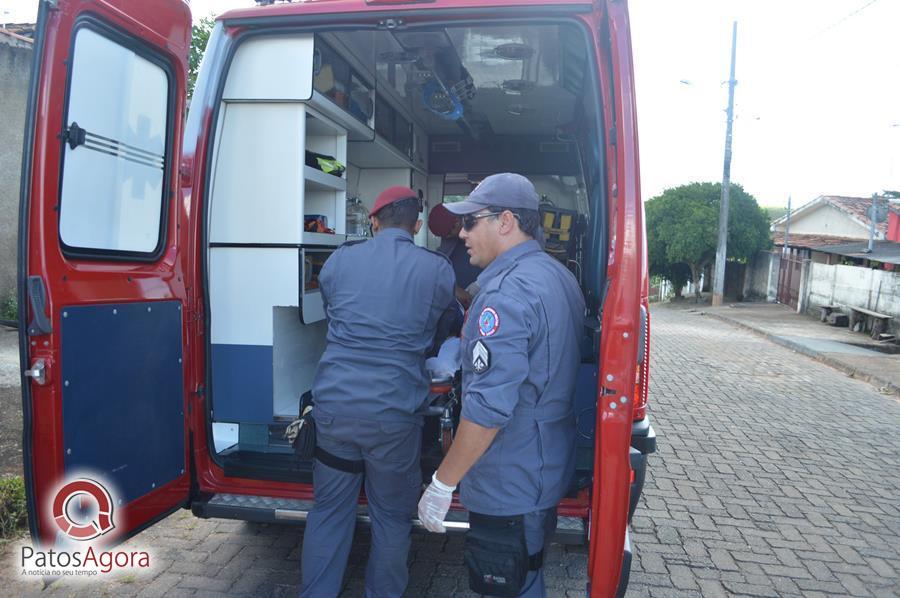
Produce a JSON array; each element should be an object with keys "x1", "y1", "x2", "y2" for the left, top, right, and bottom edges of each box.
[
  {"x1": 2, "y1": 304, "x2": 898, "y2": 596},
  {"x1": 628, "y1": 306, "x2": 899, "y2": 597}
]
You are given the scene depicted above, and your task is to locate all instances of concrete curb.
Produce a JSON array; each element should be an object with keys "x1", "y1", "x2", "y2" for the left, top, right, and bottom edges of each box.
[{"x1": 704, "y1": 311, "x2": 900, "y2": 398}]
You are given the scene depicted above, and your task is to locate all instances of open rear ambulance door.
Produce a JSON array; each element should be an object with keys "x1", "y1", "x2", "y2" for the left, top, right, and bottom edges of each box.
[
  {"x1": 590, "y1": 0, "x2": 644, "y2": 596},
  {"x1": 18, "y1": 0, "x2": 192, "y2": 544}
]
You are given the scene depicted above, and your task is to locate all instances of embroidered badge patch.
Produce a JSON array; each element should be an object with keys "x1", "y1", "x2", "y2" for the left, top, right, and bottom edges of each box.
[
  {"x1": 472, "y1": 340, "x2": 490, "y2": 373},
  {"x1": 478, "y1": 307, "x2": 500, "y2": 337}
]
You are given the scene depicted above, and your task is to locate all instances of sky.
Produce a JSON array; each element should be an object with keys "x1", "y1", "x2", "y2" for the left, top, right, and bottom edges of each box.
[{"x1": 2, "y1": 0, "x2": 897, "y2": 208}]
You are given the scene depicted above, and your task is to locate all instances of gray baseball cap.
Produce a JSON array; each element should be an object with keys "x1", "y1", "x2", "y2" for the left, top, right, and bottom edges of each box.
[{"x1": 443, "y1": 173, "x2": 539, "y2": 215}]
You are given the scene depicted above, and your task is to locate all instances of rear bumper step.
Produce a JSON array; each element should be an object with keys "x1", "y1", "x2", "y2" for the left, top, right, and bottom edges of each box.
[{"x1": 193, "y1": 492, "x2": 586, "y2": 544}]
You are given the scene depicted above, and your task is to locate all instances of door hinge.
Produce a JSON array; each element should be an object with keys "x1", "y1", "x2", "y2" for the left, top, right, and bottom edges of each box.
[{"x1": 185, "y1": 294, "x2": 203, "y2": 323}]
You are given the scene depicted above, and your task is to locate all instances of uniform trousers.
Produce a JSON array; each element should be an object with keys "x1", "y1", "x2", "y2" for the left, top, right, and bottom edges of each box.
[
  {"x1": 518, "y1": 507, "x2": 558, "y2": 597},
  {"x1": 300, "y1": 411, "x2": 422, "y2": 598}
]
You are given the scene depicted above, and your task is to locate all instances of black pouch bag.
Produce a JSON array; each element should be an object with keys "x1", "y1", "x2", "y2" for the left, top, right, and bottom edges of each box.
[
  {"x1": 464, "y1": 512, "x2": 529, "y2": 597},
  {"x1": 286, "y1": 391, "x2": 316, "y2": 460}
]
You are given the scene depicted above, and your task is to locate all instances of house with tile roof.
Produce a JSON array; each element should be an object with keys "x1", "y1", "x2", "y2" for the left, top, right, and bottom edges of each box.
[
  {"x1": 741, "y1": 195, "x2": 900, "y2": 324},
  {"x1": 771, "y1": 195, "x2": 900, "y2": 243},
  {"x1": 769, "y1": 195, "x2": 900, "y2": 270},
  {"x1": 0, "y1": 24, "x2": 34, "y2": 49},
  {"x1": 743, "y1": 195, "x2": 900, "y2": 315}
]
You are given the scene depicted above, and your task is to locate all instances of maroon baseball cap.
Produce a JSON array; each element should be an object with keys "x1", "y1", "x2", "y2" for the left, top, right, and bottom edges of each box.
[
  {"x1": 443, "y1": 173, "x2": 539, "y2": 215},
  {"x1": 428, "y1": 203, "x2": 458, "y2": 237},
  {"x1": 371, "y1": 186, "x2": 420, "y2": 217}
]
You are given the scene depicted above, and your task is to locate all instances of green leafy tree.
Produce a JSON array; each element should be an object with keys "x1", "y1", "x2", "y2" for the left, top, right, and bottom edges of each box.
[
  {"x1": 763, "y1": 206, "x2": 788, "y2": 222},
  {"x1": 189, "y1": 16, "x2": 216, "y2": 99},
  {"x1": 646, "y1": 206, "x2": 691, "y2": 298},
  {"x1": 646, "y1": 182, "x2": 771, "y2": 300}
]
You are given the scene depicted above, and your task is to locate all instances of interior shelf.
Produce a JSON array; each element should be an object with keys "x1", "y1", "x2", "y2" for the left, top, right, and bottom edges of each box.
[
  {"x1": 301, "y1": 231, "x2": 345, "y2": 245},
  {"x1": 308, "y1": 91, "x2": 373, "y2": 141},
  {"x1": 304, "y1": 166, "x2": 346, "y2": 191},
  {"x1": 306, "y1": 111, "x2": 344, "y2": 136},
  {"x1": 348, "y1": 134, "x2": 417, "y2": 170}
]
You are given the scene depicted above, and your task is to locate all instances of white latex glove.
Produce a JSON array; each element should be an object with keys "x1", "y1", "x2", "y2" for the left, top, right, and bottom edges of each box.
[{"x1": 418, "y1": 474, "x2": 455, "y2": 533}]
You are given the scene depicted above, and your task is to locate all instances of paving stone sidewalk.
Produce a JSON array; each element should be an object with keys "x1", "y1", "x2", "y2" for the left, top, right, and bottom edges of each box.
[
  {"x1": 1, "y1": 304, "x2": 898, "y2": 596},
  {"x1": 703, "y1": 302, "x2": 900, "y2": 396}
]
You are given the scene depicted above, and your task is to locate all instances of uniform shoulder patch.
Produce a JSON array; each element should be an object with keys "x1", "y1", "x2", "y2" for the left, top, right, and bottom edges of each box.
[
  {"x1": 472, "y1": 340, "x2": 490, "y2": 373},
  {"x1": 478, "y1": 307, "x2": 500, "y2": 337}
]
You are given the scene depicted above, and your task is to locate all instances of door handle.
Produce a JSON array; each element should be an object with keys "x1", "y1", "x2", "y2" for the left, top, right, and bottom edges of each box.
[
  {"x1": 24, "y1": 359, "x2": 47, "y2": 385},
  {"x1": 27, "y1": 276, "x2": 52, "y2": 336}
]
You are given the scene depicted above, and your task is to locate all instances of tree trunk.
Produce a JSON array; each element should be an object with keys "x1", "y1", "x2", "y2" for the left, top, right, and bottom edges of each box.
[{"x1": 690, "y1": 264, "x2": 702, "y2": 302}]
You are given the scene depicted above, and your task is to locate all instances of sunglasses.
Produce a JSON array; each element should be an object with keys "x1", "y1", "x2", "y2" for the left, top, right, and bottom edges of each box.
[{"x1": 462, "y1": 211, "x2": 518, "y2": 231}]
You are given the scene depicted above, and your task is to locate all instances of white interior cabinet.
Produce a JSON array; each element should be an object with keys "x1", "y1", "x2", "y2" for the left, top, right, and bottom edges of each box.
[
  {"x1": 209, "y1": 101, "x2": 348, "y2": 245},
  {"x1": 208, "y1": 32, "x2": 426, "y2": 426},
  {"x1": 211, "y1": 33, "x2": 353, "y2": 247}
]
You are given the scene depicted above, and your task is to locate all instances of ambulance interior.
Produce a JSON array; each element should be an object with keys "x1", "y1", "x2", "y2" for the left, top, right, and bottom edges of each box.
[{"x1": 205, "y1": 22, "x2": 606, "y2": 493}]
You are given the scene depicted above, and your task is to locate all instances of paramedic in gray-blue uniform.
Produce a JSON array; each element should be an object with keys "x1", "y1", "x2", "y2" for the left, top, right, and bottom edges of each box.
[
  {"x1": 418, "y1": 173, "x2": 585, "y2": 598},
  {"x1": 301, "y1": 186, "x2": 455, "y2": 598}
]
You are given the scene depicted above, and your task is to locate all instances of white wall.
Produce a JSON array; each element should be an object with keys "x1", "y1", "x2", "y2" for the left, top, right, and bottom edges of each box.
[
  {"x1": 744, "y1": 251, "x2": 775, "y2": 300},
  {"x1": 773, "y1": 204, "x2": 870, "y2": 239},
  {"x1": 0, "y1": 40, "x2": 31, "y2": 302},
  {"x1": 806, "y1": 263, "x2": 900, "y2": 319}
]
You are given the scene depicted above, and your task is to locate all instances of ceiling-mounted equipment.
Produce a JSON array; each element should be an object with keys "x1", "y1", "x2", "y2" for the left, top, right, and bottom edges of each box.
[
  {"x1": 494, "y1": 42, "x2": 534, "y2": 60},
  {"x1": 422, "y1": 78, "x2": 464, "y2": 121}
]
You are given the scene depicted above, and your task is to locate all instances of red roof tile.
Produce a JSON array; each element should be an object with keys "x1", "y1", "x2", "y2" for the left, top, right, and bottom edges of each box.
[
  {"x1": 819, "y1": 196, "x2": 899, "y2": 235},
  {"x1": 771, "y1": 232, "x2": 859, "y2": 249}
]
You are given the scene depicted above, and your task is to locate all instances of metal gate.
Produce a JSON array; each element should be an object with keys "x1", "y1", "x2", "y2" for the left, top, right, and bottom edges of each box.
[{"x1": 777, "y1": 253, "x2": 803, "y2": 308}]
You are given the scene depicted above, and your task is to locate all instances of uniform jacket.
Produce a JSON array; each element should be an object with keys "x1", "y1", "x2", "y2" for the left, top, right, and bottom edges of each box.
[
  {"x1": 312, "y1": 228, "x2": 455, "y2": 421},
  {"x1": 460, "y1": 240, "x2": 585, "y2": 515}
]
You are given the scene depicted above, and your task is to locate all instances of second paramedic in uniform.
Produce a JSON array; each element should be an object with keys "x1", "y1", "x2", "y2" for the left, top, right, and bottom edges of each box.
[
  {"x1": 417, "y1": 173, "x2": 585, "y2": 597},
  {"x1": 301, "y1": 186, "x2": 455, "y2": 597}
]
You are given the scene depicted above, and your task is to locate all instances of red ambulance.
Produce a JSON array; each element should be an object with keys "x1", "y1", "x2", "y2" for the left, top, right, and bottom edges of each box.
[{"x1": 17, "y1": 0, "x2": 655, "y2": 595}]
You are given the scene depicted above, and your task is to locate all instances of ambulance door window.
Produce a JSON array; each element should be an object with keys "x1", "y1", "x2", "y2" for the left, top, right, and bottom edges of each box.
[{"x1": 58, "y1": 25, "x2": 171, "y2": 259}]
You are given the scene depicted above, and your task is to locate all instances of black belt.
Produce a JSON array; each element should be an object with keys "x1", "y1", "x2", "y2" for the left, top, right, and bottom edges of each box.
[{"x1": 314, "y1": 446, "x2": 365, "y2": 474}]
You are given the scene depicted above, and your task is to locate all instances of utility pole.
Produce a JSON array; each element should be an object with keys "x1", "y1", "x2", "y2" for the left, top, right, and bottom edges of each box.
[
  {"x1": 782, "y1": 195, "x2": 792, "y2": 256},
  {"x1": 712, "y1": 21, "x2": 738, "y2": 306},
  {"x1": 865, "y1": 194, "x2": 883, "y2": 254}
]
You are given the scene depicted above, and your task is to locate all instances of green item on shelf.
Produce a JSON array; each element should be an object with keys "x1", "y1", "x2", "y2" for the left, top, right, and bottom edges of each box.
[{"x1": 316, "y1": 157, "x2": 345, "y2": 177}]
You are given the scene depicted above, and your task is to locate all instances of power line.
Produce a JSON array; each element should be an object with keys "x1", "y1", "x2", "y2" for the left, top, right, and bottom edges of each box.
[{"x1": 810, "y1": 0, "x2": 879, "y2": 40}]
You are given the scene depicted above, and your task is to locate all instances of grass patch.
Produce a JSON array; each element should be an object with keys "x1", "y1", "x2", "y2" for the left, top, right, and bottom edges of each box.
[
  {"x1": 0, "y1": 476, "x2": 27, "y2": 538},
  {"x1": 0, "y1": 293, "x2": 16, "y2": 321}
]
